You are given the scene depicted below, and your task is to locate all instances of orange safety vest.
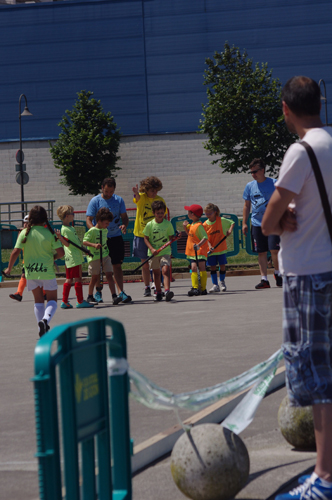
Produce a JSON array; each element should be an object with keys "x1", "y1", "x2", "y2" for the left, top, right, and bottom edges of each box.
[
  {"x1": 185, "y1": 222, "x2": 208, "y2": 258},
  {"x1": 203, "y1": 217, "x2": 227, "y2": 253}
]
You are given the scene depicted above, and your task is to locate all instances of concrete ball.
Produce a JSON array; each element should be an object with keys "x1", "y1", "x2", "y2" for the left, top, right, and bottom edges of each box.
[
  {"x1": 170, "y1": 423, "x2": 250, "y2": 500},
  {"x1": 278, "y1": 395, "x2": 316, "y2": 450}
]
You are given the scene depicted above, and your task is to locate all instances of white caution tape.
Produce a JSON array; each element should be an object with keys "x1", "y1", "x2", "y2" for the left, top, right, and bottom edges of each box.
[{"x1": 108, "y1": 349, "x2": 283, "y2": 433}]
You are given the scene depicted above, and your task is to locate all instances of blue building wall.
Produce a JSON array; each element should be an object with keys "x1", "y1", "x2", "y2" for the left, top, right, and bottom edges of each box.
[{"x1": 1, "y1": 0, "x2": 332, "y2": 141}]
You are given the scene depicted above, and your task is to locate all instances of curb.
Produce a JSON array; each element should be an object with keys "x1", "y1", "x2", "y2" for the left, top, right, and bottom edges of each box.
[
  {"x1": 0, "y1": 269, "x2": 276, "y2": 289},
  {"x1": 131, "y1": 366, "x2": 285, "y2": 474}
]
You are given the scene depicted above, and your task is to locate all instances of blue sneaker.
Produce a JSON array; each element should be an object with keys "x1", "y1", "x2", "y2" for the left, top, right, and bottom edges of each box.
[
  {"x1": 94, "y1": 291, "x2": 103, "y2": 303},
  {"x1": 301, "y1": 477, "x2": 332, "y2": 500},
  {"x1": 119, "y1": 290, "x2": 132, "y2": 303},
  {"x1": 275, "y1": 483, "x2": 310, "y2": 500},
  {"x1": 299, "y1": 476, "x2": 312, "y2": 485},
  {"x1": 76, "y1": 300, "x2": 94, "y2": 308},
  {"x1": 61, "y1": 301, "x2": 73, "y2": 309}
]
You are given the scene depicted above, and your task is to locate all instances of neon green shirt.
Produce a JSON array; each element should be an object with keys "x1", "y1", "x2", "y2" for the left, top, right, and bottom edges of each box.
[
  {"x1": 83, "y1": 227, "x2": 109, "y2": 263},
  {"x1": 15, "y1": 226, "x2": 62, "y2": 280},
  {"x1": 61, "y1": 225, "x2": 84, "y2": 268},
  {"x1": 143, "y1": 219, "x2": 174, "y2": 257}
]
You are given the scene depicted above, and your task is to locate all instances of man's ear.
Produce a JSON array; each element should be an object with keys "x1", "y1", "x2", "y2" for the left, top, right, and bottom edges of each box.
[{"x1": 282, "y1": 101, "x2": 289, "y2": 116}]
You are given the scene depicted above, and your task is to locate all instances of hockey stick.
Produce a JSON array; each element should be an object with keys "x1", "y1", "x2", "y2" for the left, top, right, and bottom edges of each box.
[
  {"x1": 96, "y1": 230, "x2": 104, "y2": 292},
  {"x1": 61, "y1": 235, "x2": 93, "y2": 257},
  {"x1": 194, "y1": 245, "x2": 202, "y2": 292},
  {"x1": 207, "y1": 235, "x2": 227, "y2": 256},
  {"x1": 132, "y1": 231, "x2": 180, "y2": 273}
]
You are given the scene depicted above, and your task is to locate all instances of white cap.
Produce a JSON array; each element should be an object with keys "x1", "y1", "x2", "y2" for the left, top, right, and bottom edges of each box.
[{"x1": 23, "y1": 215, "x2": 29, "y2": 223}]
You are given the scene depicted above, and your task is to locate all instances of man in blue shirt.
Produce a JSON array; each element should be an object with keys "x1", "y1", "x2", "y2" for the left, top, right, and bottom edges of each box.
[
  {"x1": 86, "y1": 177, "x2": 131, "y2": 303},
  {"x1": 242, "y1": 159, "x2": 282, "y2": 289}
]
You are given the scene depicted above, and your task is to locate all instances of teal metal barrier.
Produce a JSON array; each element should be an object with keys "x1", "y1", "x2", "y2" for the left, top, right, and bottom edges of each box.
[
  {"x1": 32, "y1": 317, "x2": 132, "y2": 500},
  {"x1": 0, "y1": 224, "x2": 20, "y2": 281},
  {"x1": 170, "y1": 214, "x2": 240, "y2": 260},
  {"x1": 122, "y1": 220, "x2": 140, "y2": 263}
]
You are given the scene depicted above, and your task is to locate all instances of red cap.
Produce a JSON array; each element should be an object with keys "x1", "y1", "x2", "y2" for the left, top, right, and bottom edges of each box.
[{"x1": 184, "y1": 204, "x2": 203, "y2": 218}]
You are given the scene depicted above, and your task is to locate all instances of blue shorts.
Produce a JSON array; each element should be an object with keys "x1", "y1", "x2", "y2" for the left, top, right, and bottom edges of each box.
[
  {"x1": 207, "y1": 254, "x2": 227, "y2": 267},
  {"x1": 282, "y1": 272, "x2": 332, "y2": 407},
  {"x1": 132, "y1": 236, "x2": 148, "y2": 260}
]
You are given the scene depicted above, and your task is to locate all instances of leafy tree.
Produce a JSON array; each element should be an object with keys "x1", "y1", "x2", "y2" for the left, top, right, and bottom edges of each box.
[
  {"x1": 199, "y1": 42, "x2": 296, "y2": 175},
  {"x1": 50, "y1": 90, "x2": 121, "y2": 196}
]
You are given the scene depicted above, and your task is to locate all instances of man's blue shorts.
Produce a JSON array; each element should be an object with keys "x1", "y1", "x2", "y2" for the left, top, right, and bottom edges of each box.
[
  {"x1": 207, "y1": 254, "x2": 227, "y2": 267},
  {"x1": 132, "y1": 235, "x2": 148, "y2": 260},
  {"x1": 282, "y1": 271, "x2": 332, "y2": 406}
]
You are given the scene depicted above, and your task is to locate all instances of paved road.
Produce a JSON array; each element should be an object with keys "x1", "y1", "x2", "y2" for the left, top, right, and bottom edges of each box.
[{"x1": 0, "y1": 275, "x2": 316, "y2": 500}]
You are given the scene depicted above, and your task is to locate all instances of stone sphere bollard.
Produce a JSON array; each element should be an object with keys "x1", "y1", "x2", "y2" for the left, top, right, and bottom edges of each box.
[
  {"x1": 278, "y1": 395, "x2": 316, "y2": 450},
  {"x1": 170, "y1": 424, "x2": 250, "y2": 500}
]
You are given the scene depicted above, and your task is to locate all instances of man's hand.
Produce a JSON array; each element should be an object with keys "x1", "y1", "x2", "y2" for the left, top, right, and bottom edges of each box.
[
  {"x1": 280, "y1": 207, "x2": 297, "y2": 232},
  {"x1": 242, "y1": 222, "x2": 248, "y2": 236},
  {"x1": 119, "y1": 224, "x2": 126, "y2": 235}
]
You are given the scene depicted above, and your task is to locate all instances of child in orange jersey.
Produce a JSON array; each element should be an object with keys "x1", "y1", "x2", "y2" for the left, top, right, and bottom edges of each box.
[
  {"x1": 203, "y1": 203, "x2": 234, "y2": 292},
  {"x1": 183, "y1": 204, "x2": 208, "y2": 296}
]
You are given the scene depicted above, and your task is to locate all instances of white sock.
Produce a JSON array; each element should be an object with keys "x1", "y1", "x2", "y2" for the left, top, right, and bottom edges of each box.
[
  {"x1": 262, "y1": 275, "x2": 268, "y2": 281},
  {"x1": 43, "y1": 300, "x2": 57, "y2": 325},
  {"x1": 34, "y1": 303, "x2": 45, "y2": 323}
]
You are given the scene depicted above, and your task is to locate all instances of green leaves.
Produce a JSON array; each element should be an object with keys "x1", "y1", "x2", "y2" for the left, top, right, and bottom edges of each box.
[
  {"x1": 50, "y1": 90, "x2": 121, "y2": 196},
  {"x1": 199, "y1": 42, "x2": 296, "y2": 175}
]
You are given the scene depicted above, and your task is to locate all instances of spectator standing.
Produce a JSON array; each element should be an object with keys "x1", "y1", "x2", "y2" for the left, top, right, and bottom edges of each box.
[
  {"x1": 86, "y1": 177, "x2": 131, "y2": 303},
  {"x1": 242, "y1": 158, "x2": 282, "y2": 289},
  {"x1": 262, "y1": 76, "x2": 332, "y2": 500}
]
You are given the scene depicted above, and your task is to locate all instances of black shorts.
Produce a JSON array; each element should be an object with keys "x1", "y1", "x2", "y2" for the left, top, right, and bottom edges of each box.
[
  {"x1": 107, "y1": 235, "x2": 125, "y2": 265},
  {"x1": 251, "y1": 225, "x2": 280, "y2": 253}
]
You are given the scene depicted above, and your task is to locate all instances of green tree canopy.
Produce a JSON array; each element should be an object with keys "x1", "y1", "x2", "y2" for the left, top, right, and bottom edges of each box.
[
  {"x1": 199, "y1": 43, "x2": 296, "y2": 175},
  {"x1": 50, "y1": 90, "x2": 121, "y2": 196}
]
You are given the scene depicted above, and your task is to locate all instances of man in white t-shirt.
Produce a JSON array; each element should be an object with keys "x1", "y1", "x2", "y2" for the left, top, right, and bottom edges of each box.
[{"x1": 262, "y1": 76, "x2": 332, "y2": 500}]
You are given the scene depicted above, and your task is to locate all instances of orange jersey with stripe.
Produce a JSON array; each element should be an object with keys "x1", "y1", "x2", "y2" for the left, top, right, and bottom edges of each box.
[
  {"x1": 203, "y1": 217, "x2": 227, "y2": 252},
  {"x1": 185, "y1": 222, "x2": 208, "y2": 258}
]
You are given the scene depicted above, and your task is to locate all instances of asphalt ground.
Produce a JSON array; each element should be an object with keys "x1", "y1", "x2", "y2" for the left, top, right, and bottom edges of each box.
[{"x1": 0, "y1": 274, "x2": 316, "y2": 500}]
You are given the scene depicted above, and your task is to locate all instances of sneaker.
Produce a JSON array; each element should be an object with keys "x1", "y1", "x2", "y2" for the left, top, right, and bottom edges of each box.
[
  {"x1": 188, "y1": 288, "x2": 200, "y2": 296},
  {"x1": 220, "y1": 280, "x2": 227, "y2": 292},
  {"x1": 87, "y1": 295, "x2": 98, "y2": 304},
  {"x1": 209, "y1": 285, "x2": 220, "y2": 293},
  {"x1": 61, "y1": 301, "x2": 73, "y2": 309},
  {"x1": 144, "y1": 286, "x2": 151, "y2": 297},
  {"x1": 275, "y1": 482, "x2": 310, "y2": 500},
  {"x1": 9, "y1": 293, "x2": 22, "y2": 302},
  {"x1": 154, "y1": 292, "x2": 163, "y2": 301},
  {"x1": 298, "y1": 475, "x2": 312, "y2": 485},
  {"x1": 43, "y1": 294, "x2": 47, "y2": 301},
  {"x1": 150, "y1": 282, "x2": 156, "y2": 290},
  {"x1": 76, "y1": 300, "x2": 94, "y2": 308},
  {"x1": 201, "y1": 289, "x2": 208, "y2": 295},
  {"x1": 165, "y1": 290, "x2": 174, "y2": 301},
  {"x1": 94, "y1": 291, "x2": 103, "y2": 303},
  {"x1": 301, "y1": 477, "x2": 332, "y2": 500},
  {"x1": 274, "y1": 274, "x2": 283, "y2": 287},
  {"x1": 255, "y1": 279, "x2": 270, "y2": 289},
  {"x1": 38, "y1": 319, "x2": 50, "y2": 338},
  {"x1": 119, "y1": 291, "x2": 132, "y2": 303}
]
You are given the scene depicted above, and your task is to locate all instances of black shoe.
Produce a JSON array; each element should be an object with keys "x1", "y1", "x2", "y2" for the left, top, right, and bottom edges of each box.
[
  {"x1": 38, "y1": 319, "x2": 50, "y2": 338},
  {"x1": 154, "y1": 292, "x2": 163, "y2": 301},
  {"x1": 188, "y1": 288, "x2": 200, "y2": 296},
  {"x1": 144, "y1": 286, "x2": 151, "y2": 297},
  {"x1": 165, "y1": 290, "x2": 174, "y2": 302},
  {"x1": 87, "y1": 295, "x2": 98, "y2": 304},
  {"x1": 9, "y1": 293, "x2": 22, "y2": 302},
  {"x1": 274, "y1": 274, "x2": 283, "y2": 287},
  {"x1": 255, "y1": 279, "x2": 271, "y2": 289},
  {"x1": 201, "y1": 289, "x2": 208, "y2": 295}
]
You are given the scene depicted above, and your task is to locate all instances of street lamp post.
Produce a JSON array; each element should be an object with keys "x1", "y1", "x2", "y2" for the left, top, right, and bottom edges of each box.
[{"x1": 18, "y1": 94, "x2": 32, "y2": 220}]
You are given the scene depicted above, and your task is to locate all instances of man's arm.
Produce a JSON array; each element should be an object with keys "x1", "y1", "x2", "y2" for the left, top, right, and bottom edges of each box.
[
  {"x1": 119, "y1": 212, "x2": 129, "y2": 235},
  {"x1": 242, "y1": 200, "x2": 251, "y2": 235},
  {"x1": 261, "y1": 187, "x2": 297, "y2": 236},
  {"x1": 86, "y1": 216, "x2": 94, "y2": 230}
]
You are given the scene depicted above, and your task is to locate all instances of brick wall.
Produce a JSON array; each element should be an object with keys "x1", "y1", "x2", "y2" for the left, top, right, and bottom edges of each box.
[{"x1": 0, "y1": 133, "x2": 249, "y2": 221}]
